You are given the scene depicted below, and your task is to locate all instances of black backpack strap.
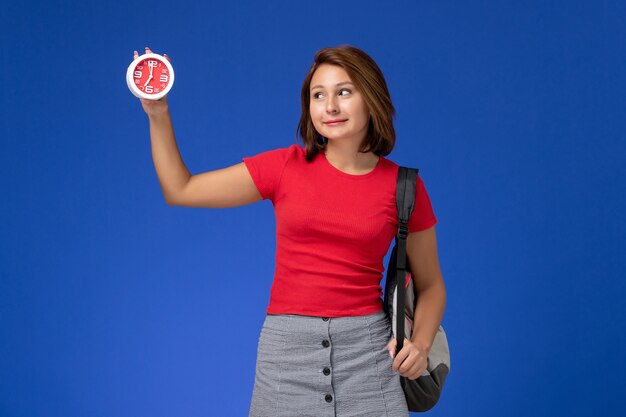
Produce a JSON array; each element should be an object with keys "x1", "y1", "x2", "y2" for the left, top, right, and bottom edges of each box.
[{"x1": 395, "y1": 166, "x2": 418, "y2": 353}]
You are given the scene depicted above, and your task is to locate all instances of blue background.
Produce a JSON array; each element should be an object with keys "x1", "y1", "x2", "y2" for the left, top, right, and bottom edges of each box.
[{"x1": 2, "y1": 0, "x2": 625, "y2": 416}]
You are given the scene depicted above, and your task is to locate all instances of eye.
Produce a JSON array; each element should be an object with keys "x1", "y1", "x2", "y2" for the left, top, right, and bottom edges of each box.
[
  {"x1": 312, "y1": 91, "x2": 325, "y2": 99},
  {"x1": 338, "y1": 88, "x2": 352, "y2": 96}
]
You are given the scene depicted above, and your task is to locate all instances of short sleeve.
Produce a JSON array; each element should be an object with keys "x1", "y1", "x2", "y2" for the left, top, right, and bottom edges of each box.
[
  {"x1": 408, "y1": 175, "x2": 438, "y2": 232},
  {"x1": 242, "y1": 146, "x2": 293, "y2": 201}
]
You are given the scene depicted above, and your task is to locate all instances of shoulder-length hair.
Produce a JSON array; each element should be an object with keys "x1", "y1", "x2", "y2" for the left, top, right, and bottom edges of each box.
[{"x1": 297, "y1": 45, "x2": 396, "y2": 162}]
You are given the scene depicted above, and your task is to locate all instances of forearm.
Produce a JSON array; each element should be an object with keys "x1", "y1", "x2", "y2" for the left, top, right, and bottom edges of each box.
[
  {"x1": 410, "y1": 280, "x2": 446, "y2": 353},
  {"x1": 148, "y1": 111, "x2": 191, "y2": 203}
]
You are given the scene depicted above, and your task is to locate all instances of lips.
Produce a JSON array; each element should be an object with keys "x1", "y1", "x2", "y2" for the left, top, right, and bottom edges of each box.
[{"x1": 324, "y1": 119, "x2": 348, "y2": 126}]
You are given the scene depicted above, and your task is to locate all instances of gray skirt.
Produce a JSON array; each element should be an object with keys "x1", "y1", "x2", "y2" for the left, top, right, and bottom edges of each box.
[{"x1": 249, "y1": 311, "x2": 409, "y2": 417}]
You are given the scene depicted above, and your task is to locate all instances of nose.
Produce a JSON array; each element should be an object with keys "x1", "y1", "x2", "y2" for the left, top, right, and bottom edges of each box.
[{"x1": 325, "y1": 95, "x2": 339, "y2": 114}]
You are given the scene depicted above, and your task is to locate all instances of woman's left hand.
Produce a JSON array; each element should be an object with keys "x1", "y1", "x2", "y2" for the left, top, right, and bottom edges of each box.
[{"x1": 387, "y1": 337, "x2": 429, "y2": 380}]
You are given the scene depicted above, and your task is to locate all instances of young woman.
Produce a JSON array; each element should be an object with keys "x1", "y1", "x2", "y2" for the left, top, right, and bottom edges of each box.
[{"x1": 134, "y1": 45, "x2": 446, "y2": 417}]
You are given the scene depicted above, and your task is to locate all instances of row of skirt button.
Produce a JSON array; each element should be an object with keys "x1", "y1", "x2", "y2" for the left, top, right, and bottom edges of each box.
[{"x1": 322, "y1": 317, "x2": 332, "y2": 403}]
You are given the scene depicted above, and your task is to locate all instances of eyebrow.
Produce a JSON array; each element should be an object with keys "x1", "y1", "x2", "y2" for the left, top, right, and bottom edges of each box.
[{"x1": 310, "y1": 81, "x2": 354, "y2": 90}]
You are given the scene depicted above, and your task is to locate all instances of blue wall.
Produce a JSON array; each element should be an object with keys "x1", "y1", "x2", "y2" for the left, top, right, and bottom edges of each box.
[{"x1": 2, "y1": 1, "x2": 625, "y2": 416}]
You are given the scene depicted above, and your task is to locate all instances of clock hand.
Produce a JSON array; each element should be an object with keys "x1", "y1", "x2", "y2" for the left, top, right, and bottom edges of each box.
[{"x1": 144, "y1": 75, "x2": 153, "y2": 86}]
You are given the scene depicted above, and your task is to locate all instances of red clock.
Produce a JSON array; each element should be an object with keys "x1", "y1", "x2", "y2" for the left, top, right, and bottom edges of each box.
[{"x1": 126, "y1": 53, "x2": 175, "y2": 100}]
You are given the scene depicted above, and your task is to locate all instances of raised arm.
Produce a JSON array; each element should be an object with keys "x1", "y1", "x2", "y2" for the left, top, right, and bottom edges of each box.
[
  {"x1": 166, "y1": 161, "x2": 262, "y2": 208},
  {"x1": 136, "y1": 48, "x2": 262, "y2": 208}
]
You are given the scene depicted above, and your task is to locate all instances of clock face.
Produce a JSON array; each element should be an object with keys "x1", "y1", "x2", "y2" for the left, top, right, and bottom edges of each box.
[{"x1": 126, "y1": 53, "x2": 174, "y2": 100}]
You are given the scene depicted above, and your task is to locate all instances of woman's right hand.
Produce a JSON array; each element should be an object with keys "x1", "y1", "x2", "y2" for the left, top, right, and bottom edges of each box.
[{"x1": 134, "y1": 47, "x2": 171, "y2": 118}]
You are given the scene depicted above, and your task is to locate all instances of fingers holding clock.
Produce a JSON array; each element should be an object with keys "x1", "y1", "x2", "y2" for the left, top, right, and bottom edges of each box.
[
  {"x1": 146, "y1": 46, "x2": 171, "y2": 62},
  {"x1": 132, "y1": 47, "x2": 170, "y2": 62},
  {"x1": 133, "y1": 47, "x2": 152, "y2": 59}
]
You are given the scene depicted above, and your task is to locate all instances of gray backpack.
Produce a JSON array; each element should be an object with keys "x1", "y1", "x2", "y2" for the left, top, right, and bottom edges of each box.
[{"x1": 383, "y1": 167, "x2": 451, "y2": 412}]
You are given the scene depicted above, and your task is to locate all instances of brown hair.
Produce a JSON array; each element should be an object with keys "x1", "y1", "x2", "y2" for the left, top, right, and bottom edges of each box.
[{"x1": 297, "y1": 45, "x2": 396, "y2": 162}]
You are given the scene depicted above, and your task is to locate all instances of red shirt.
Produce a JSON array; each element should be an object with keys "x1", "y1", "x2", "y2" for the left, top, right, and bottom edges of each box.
[{"x1": 243, "y1": 144, "x2": 437, "y2": 317}]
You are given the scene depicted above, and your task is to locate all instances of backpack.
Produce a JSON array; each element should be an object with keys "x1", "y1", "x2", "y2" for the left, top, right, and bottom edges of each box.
[{"x1": 383, "y1": 166, "x2": 451, "y2": 412}]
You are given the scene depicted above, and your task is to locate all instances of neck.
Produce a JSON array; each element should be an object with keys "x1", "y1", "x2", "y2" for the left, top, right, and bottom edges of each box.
[{"x1": 324, "y1": 141, "x2": 379, "y2": 173}]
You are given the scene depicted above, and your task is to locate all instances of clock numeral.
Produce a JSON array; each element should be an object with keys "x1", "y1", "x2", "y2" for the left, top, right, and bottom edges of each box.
[
  {"x1": 148, "y1": 60, "x2": 158, "y2": 68},
  {"x1": 145, "y1": 86, "x2": 154, "y2": 93},
  {"x1": 161, "y1": 69, "x2": 167, "y2": 74},
  {"x1": 159, "y1": 75, "x2": 169, "y2": 82},
  {"x1": 137, "y1": 66, "x2": 143, "y2": 70},
  {"x1": 134, "y1": 71, "x2": 142, "y2": 78},
  {"x1": 135, "y1": 79, "x2": 140, "y2": 85},
  {"x1": 155, "y1": 88, "x2": 160, "y2": 93}
]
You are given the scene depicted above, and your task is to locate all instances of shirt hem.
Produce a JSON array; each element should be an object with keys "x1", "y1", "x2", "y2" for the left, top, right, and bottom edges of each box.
[{"x1": 266, "y1": 305, "x2": 384, "y2": 318}]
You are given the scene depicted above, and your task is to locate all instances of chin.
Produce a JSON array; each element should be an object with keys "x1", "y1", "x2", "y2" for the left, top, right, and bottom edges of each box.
[{"x1": 321, "y1": 129, "x2": 351, "y2": 141}]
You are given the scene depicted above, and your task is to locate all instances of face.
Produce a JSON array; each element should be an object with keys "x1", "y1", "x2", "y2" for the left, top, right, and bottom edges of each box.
[{"x1": 309, "y1": 64, "x2": 370, "y2": 145}]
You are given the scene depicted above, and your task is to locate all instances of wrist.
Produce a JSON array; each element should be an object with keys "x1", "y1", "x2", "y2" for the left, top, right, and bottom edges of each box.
[
  {"x1": 410, "y1": 337, "x2": 431, "y2": 354},
  {"x1": 148, "y1": 109, "x2": 171, "y2": 123}
]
